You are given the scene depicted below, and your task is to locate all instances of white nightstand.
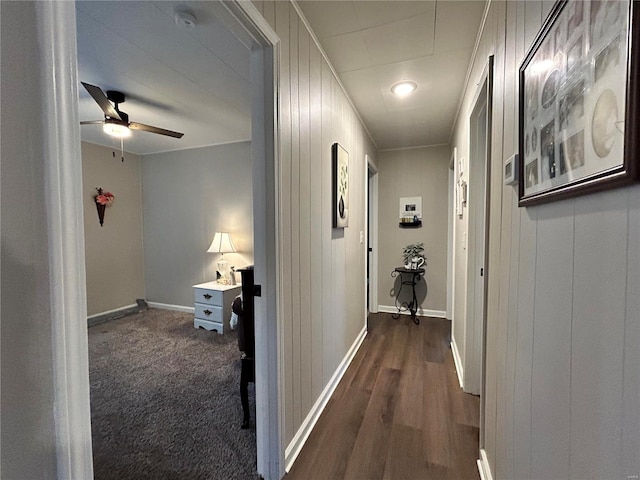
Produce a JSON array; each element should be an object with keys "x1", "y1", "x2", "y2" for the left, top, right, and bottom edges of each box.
[{"x1": 193, "y1": 281, "x2": 241, "y2": 334}]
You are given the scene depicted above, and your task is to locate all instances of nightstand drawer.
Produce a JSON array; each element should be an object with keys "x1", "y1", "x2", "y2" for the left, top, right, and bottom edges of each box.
[
  {"x1": 194, "y1": 318, "x2": 224, "y2": 333},
  {"x1": 194, "y1": 288, "x2": 224, "y2": 306},
  {"x1": 194, "y1": 303, "x2": 223, "y2": 323}
]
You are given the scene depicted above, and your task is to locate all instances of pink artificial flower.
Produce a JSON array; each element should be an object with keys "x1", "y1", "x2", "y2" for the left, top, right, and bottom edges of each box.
[{"x1": 95, "y1": 188, "x2": 115, "y2": 206}]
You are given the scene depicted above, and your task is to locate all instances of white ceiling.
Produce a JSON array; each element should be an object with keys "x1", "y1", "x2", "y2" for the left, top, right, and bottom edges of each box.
[
  {"x1": 76, "y1": 0, "x2": 486, "y2": 155},
  {"x1": 298, "y1": 0, "x2": 487, "y2": 150},
  {"x1": 76, "y1": 1, "x2": 251, "y2": 155}
]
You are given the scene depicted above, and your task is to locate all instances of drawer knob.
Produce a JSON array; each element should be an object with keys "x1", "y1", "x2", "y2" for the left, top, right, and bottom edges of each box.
[
  {"x1": 203, "y1": 294, "x2": 212, "y2": 300},
  {"x1": 203, "y1": 309, "x2": 212, "y2": 316}
]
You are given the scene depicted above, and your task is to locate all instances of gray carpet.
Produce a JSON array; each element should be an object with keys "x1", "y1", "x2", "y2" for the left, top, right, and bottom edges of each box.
[{"x1": 88, "y1": 308, "x2": 257, "y2": 480}]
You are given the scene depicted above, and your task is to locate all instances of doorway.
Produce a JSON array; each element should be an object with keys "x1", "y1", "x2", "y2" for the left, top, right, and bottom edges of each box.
[
  {"x1": 366, "y1": 155, "x2": 378, "y2": 317},
  {"x1": 40, "y1": 1, "x2": 282, "y2": 479},
  {"x1": 463, "y1": 56, "x2": 493, "y2": 407}
]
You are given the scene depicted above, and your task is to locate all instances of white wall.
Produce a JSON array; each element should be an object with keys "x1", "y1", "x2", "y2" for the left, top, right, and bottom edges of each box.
[
  {"x1": 82, "y1": 142, "x2": 145, "y2": 316},
  {"x1": 377, "y1": 146, "x2": 450, "y2": 315},
  {"x1": 451, "y1": 2, "x2": 640, "y2": 478},
  {"x1": 254, "y1": 0, "x2": 377, "y2": 453},
  {"x1": 141, "y1": 142, "x2": 253, "y2": 308}
]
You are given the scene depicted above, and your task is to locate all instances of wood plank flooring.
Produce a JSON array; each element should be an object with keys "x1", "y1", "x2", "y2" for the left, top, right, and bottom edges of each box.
[{"x1": 285, "y1": 313, "x2": 480, "y2": 480}]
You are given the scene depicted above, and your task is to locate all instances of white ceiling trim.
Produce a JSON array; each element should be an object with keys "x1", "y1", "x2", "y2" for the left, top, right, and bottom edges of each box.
[
  {"x1": 378, "y1": 142, "x2": 450, "y2": 153},
  {"x1": 291, "y1": 0, "x2": 378, "y2": 151}
]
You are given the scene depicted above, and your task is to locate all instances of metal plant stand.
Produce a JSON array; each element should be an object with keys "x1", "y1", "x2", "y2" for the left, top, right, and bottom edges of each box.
[{"x1": 391, "y1": 267, "x2": 425, "y2": 324}]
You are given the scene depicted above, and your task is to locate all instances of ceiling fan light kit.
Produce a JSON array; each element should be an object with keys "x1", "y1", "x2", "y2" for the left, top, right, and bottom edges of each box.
[
  {"x1": 80, "y1": 82, "x2": 184, "y2": 140},
  {"x1": 103, "y1": 120, "x2": 131, "y2": 138}
]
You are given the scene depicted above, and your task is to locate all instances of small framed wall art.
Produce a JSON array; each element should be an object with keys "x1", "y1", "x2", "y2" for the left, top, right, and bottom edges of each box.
[
  {"x1": 518, "y1": 0, "x2": 639, "y2": 206},
  {"x1": 332, "y1": 143, "x2": 349, "y2": 228},
  {"x1": 399, "y1": 196, "x2": 422, "y2": 227}
]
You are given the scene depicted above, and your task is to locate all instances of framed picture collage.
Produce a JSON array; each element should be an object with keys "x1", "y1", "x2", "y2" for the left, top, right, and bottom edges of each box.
[{"x1": 519, "y1": 0, "x2": 639, "y2": 205}]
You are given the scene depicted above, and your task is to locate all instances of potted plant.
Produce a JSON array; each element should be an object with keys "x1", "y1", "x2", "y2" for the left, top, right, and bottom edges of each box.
[{"x1": 402, "y1": 242, "x2": 426, "y2": 269}]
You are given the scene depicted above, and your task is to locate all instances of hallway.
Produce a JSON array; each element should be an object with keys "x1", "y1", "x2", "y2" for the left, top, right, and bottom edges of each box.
[{"x1": 285, "y1": 313, "x2": 480, "y2": 480}]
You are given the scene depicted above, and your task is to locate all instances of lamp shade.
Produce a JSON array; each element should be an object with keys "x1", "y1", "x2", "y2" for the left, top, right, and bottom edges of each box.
[{"x1": 207, "y1": 232, "x2": 236, "y2": 253}]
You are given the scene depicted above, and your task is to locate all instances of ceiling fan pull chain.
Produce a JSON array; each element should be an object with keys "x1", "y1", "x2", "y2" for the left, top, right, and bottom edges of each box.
[{"x1": 120, "y1": 138, "x2": 125, "y2": 162}]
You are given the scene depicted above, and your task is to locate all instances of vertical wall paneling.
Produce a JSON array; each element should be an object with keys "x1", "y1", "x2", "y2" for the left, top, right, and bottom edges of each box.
[
  {"x1": 623, "y1": 187, "x2": 640, "y2": 479},
  {"x1": 349, "y1": 112, "x2": 364, "y2": 346},
  {"x1": 512, "y1": 211, "x2": 537, "y2": 480},
  {"x1": 530, "y1": 202, "x2": 574, "y2": 479},
  {"x1": 524, "y1": 1, "x2": 543, "y2": 46},
  {"x1": 330, "y1": 78, "x2": 341, "y2": 368},
  {"x1": 289, "y1": 8, "x2": 302, "y2": 431},
  {"x1": 503, "y1": 2, "x2": 523, "y2": 477},
  {"x1": 262, "y1": 1, "x2": 274, "y2": 27},
  {"x1": 265, "y1": 2, "x2": 376, "y2": 451},
  {"x1": 309, "y1": 41, "x2": 323, "y2": 401},
  {"x1": 298, "y1": 19, "x2": 312, "y2": 416},
  {"x1": 515, "y1": 6, "x2": 542, "y2": 476},
  {"x1": 321, "y1": 61, "x2": 334, "y2": 384},
  {"x1": 571, "y1": 192, "x2": 627, "y2": 478},
  {"x1": 330, "y1": 75, "x2": 341, "y2": 376},
  {"x1": 541, "y1": 1, "x2": 555, "y2": 22},
  {"x1": 274, "y1": 0, "x2": 294, "y2": 443},
  {"x1": 485, "y1": 2, "x2": 507, "y2": 474},
  {"x1": 452, "y1": 1, "x2": 639, "y2": 479},
  {"x1": 483, "y1": 78, "x2": 499, "y2": 480}
]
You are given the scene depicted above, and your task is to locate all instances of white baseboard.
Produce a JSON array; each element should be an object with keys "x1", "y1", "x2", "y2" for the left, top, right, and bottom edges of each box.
[
  {"x1": 450, "y1": 335, "x2": 464, "y2": 389},
  {"x1": 477, "y1": 449, "x2": 493, "y2": 480},
  {"x1": 284, "y1": 325, "x2": 368, "y2": 472},
  {"x1": 146, "y1": 302, "x2": 194, "y2": 313},
  {"x1": 377, "y1": 305, "x2": 447, "y2": 318},
  {"x1": 87, "y1": 303, "x2": 138, "y2": 320}
]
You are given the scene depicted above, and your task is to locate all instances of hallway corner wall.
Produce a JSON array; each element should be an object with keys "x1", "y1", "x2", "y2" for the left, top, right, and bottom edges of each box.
[{"x1": 377, "y1": 146, "x2": 450, "y2": 315}]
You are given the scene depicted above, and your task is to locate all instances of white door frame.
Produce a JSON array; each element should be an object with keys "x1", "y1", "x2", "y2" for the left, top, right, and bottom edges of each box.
[
  {"x1": 26, "y1": 3, "x2": 93, "y2": 477},
  {"x1": 463, "y1": 56, "x2": 493, "y2": 398},
  {"x1": 221, "y1": 3, "x2": 283, "y2": 478},
  {"x1": 39, "y1": 1, "x2": 284, "y2": 479},
  {"x1": 447, "y1": 149, "x2": 456, "y2": 321},
  {"x1": 365, "y1": 155, "x2": 379, "y2": 315}
]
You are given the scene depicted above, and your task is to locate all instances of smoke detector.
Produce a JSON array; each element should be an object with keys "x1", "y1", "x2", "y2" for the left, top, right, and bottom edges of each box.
[{"x1": 174, "y1": 9, "x2": 197, "y2": 30}]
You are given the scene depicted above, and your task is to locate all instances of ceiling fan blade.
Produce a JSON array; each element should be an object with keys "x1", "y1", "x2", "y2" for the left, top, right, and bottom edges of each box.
[
  {"x1": 129, "y1": 122, "x2": 184, "y2": 139},
  {"x1": 80, "y1": 120, "x2": 105, "y2": 125},
  {"x1": 81, "y1": 82, "x2": 121, "y2": 120}
]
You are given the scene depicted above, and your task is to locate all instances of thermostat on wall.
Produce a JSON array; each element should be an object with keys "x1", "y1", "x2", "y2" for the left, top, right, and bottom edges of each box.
[{"x1": 504, "y1": 154, "x2": 518, "y2": 186}]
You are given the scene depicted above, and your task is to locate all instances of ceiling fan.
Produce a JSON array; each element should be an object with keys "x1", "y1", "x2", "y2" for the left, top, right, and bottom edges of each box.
[{"x1": 80, "y1": 82, "x2": 184, "y2": 139}]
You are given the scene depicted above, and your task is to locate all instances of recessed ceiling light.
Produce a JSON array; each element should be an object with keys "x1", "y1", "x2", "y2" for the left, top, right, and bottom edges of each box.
[{"x1": 391, "y1": 81, "x2": 417, "y2": 97}]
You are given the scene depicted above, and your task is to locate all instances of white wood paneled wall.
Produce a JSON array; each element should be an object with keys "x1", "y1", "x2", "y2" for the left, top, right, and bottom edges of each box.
[
  {"x1": 452, "y1": 1, "x2": 640, "y2": 479},
  {"x1": 254, "y1": 1, "x2": 376, "y2": 447}
]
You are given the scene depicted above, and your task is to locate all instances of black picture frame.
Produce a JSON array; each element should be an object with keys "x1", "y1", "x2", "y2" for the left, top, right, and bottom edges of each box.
[
  {"x1": 332, "y1": 143, "x2": 349, "y2": 228},
  {"x1": 518, "y1": 0, "x2": 640, "y2": 206}
]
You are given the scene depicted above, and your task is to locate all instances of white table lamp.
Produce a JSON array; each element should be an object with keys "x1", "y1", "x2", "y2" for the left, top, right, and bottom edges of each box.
[{"x1": 207, "y1": 232, "x2": 236, "y2": 284}]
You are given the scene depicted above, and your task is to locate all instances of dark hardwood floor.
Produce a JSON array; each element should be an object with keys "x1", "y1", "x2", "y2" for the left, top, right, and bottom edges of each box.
[{"x1": 285, "y1": 313, "x2": 480, "y2": 480}]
